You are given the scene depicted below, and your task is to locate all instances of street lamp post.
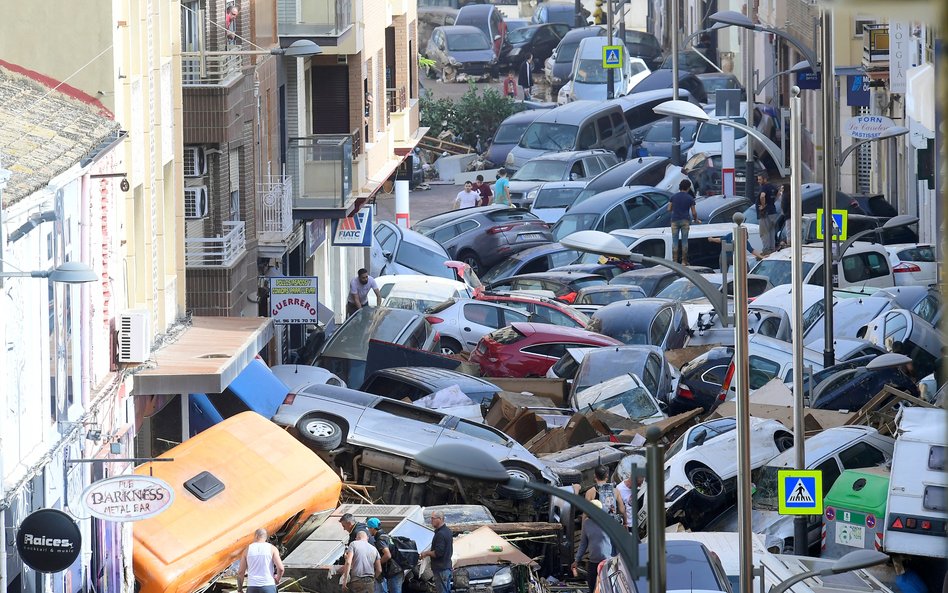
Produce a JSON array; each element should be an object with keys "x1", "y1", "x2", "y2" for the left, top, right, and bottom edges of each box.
[
  {"x1": 769, "y1": 550, "x2": 889, "y2": 593},
  {"x1": 820, "y1": 7, "x2": 837, "y2": 368},
  {"x1": 670, "y1": 0, "x2": 680, "y2": 165}
]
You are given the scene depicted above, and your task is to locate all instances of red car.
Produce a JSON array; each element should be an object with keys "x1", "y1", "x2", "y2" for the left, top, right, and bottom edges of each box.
[
  {"x1": 473, "y1": 291, "x2": 590, "y2": 328},
  {"x1": 470, "y1": 322, "x2": 622, "y2": 378}
]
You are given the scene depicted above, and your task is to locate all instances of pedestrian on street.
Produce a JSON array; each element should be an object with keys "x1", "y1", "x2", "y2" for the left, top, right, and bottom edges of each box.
[
  {"x1": 584, "y1": 465, "x2": 626, "y2": 527},
  {"x1": 420, "y1": 510, "x2": 453, "y2": 593},
  {"x1": 503, "y1": 70, "x2": 518, "y2": 98},
  {"x1": 518, "y1": 54, "x2": 534, "y2": 101},
  {"x1": 668, "y1": 179, "x2": 700, "y2": 265},
  {"x1": 347, "y1": 270, "x2": 382, "y2": 318},
  {"x1": 473, "y1": 175, "x2": 493, "y2": 206},
  {"x1": 342, "y1": 531, "x2": 383, "y2": 593},
  {"x1": 615, "y1": 457, "x2": 645, "y2": 534},
  {"x1": 237, "y1": 528, "x2": 284, "y2": 593},
  {"x1": 367, "y1": 518, "x2": 405, "y2": 593},
  {"x1": 493, "y1": 169, "x2": 511, "y2": 206},
  {"x1": 756, "y1": 172, "x2": 779, "y2": 254},
  {"x1": 708, "y1": 231, "x2": 762, "y2": 270},
  {"x1": 571, "y1": 500, "x2": 612, "y2": 593},
  {"x1": 454, "y1": 180, "x2": 480, "y2": 210},
  {"x1": 778, "y1": 183, "x2": 791, "y2": 249}
]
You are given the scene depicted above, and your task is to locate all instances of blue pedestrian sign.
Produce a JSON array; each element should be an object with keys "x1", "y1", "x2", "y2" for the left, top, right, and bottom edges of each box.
[
  {"x1": 602, "y1": 45, "x2": 623, "y2": 69},
  {"x1": 777, "y1": 469, "x2": 823, "y2": 515},
  {"x1": 815, "y1": 208, "x2": 848, "y2": 241}
]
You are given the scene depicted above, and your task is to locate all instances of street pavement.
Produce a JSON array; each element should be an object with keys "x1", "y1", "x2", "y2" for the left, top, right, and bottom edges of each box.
[{"x1": 374, "y1": 182, "x2": 461, "y2": 225}]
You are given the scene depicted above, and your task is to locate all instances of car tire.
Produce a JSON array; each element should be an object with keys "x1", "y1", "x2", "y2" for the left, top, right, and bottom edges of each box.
[
  {"x1": 774, "y1": 431, "x2": 794, "y2": 452},
  {"x1": 686, "y1": 465, "x2": 725, "y2": 501},
  {"x1": 297, "y1": 416, "x2": 344, "y2": 451},
  {"x1": 458, "y1": 251, "x2": 482, "y2": 274},
  {"x1": 496, "y1": 464, "x2": 539, "y2": 500},
  {"x1": 440, "y1": 337, "x2": 463, "y2": 355}
]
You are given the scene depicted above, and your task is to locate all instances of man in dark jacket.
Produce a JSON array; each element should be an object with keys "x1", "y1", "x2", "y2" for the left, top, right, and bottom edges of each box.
[
  {"x1": 518, "y1": 53, "x2": 534, "y2": 100},
  {"x1": 420, "y1": 510, "x2": 453, "y2": 593}
]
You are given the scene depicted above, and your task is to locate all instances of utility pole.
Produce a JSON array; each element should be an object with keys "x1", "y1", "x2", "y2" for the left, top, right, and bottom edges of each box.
[
  {"x1": 743, "y1": 9, "x2": 756, "y2": 203},
  {"x1": 670, "y1": 0, "x2": 681, "y2": 165},
  {"x1": 820, "y1": 7, "x2": 836, "y2": 367},
  {"x1": 607, "y1": 0, "x2": 615, "y2": 100},
  {"x1": 733, "y1": 213, "x2": 753, "y2": 593}
]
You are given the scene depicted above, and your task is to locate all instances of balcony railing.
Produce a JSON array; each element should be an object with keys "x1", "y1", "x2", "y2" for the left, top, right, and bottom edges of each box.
[
  {"x1": 258, "y1": 175, "x2": 294, "y2": 243},
  {"x1": 278, "y1": 0, "x2": 352, "y2": 37},
  {"x1": 185, "y1": 221, "x2": 247, "y2": 267},
  {"x1": 291, "y1": 134, "x2": 354, "y2": 209},
  {"x1": 181, "y1": 52, "x2": 242, "y2": 86},
  {"x1": 386, "y1": 86, "x2": 407, "y2": 115}
]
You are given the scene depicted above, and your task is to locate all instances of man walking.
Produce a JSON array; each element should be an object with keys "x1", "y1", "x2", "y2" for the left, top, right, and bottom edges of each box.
[
  {"x1": 367, "y1": 518, "x2": 405, "y2": 593},
  {"x1": 493, "y1": 169, "x2": 511, "y2": 206},
  {"x1": 668, "y1": 179, "x2": 700, "y2": 265},
  {"x1": 584, "y1": 465, "x2": 626, "y2": 527},
  {"x1": 571, "y1": 500, "x2": 612, "y2": 593},
  {"x1": 347, "y1": 269, "x2": 382, "y2": 318},
  {"x1": 473, "y1": 175, "x2": 493, "y2": 207},
  {"x1": 420, "y1": 510, "x2": 453, "y2": 593},
  {"x1": 518, "y1": 54, "x2": 534, "y2": 100},
  {"x1": 615, "y1": 455, "x2": 645, "y2": 534},
  {"x1": 237, "y1": 528, "x2": 284, "y2": 593},
  {"x1": 756, "y1": 172, "x2": 778, "y2": 254},
  {"x1": 342, "y1": 531, "x2": 382, "y2": 593},
  {"x1": 454, "y1": 181, "x2": 480, "y2": 210}
]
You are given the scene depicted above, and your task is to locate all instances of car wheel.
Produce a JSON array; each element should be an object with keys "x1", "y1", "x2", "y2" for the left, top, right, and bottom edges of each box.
[
  {"x1": 440, "y1": 337, "x2": 463, "y2": 355},
  {"x1": 774, "y1": 432, "x2": 794, "y2": 452},
  {"x1": 458, "y1": 251, "x2": 482, "y2": 274},
  {"x1": 297, "y1": 417, "x2": 343, "y2": 451},
  {"x1": 496, "y1": 464, "x2": 539, "y2": 500},
  {"x1": 686, "y1": 465, "x2": 725, "y2": 500}
]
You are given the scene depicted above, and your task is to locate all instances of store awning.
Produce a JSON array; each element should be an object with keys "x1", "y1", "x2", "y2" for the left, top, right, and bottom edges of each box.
[{"x1": 133, "y1": 317, "x2": 274, "y2": 395}]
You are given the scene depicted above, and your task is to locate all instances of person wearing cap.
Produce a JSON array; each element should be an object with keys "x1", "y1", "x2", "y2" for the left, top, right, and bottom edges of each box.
[
  {"x1": 368, "y1": 518, "x2": 404, "y2": 593},
  {"x1": 572, "y1": 500, "x2": 613, "y2": 593},
  {"x1": 341, "y1": 531, "x2": 382, "y2": 593},
  {"x1": 341, "y1": 513, "x2": 373, "y2": 544}
]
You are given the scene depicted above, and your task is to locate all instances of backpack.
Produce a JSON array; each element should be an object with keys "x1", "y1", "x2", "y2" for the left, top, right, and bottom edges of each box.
[
  {"x1": 595, "y1": 483, "x2": 624, "y2": 524},
  {"x1": 389, "y1": 535, "x2": 420, "y2": 570}
]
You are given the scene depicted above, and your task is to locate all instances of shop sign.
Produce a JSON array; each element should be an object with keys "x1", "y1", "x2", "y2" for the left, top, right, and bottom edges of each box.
[
  {"x1": 269, "y1": 276, "x2": 320, "y2": 324},
  {"x1": 15, "y1": 509, "x2": 82, "y2": 573},
  {"x1": 331, "y1": 205, "x2": 373, "y2": 247},
  {"x1": 844, "y1": 115, "x2": 895, "y2": 140},
  {"x1": 80, "y1": 475, "x2": 175, "y2": 522}
]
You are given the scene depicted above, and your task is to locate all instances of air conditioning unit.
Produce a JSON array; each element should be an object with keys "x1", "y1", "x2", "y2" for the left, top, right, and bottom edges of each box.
[
  {"x1": 117, "y1": 309, "x2": 150, "y2": 363},
  {"x1": 184, "y1": 186, "x2": 209, "y2": 219},
  {"x1": 183, "y1": 146, "x2": 207, "y2": 177}
]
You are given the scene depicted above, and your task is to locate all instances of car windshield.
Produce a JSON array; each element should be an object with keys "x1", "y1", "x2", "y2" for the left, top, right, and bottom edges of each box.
[
  {"x1": 552, "y1": 213, "x2": 600, "y2": 240},
  {"x1": 323, "y1": 310, "x2": 416, "y2": 359},
  {"x1": 623, "y1": 30, "x2": 660, "y2": 50},
  {"x1": 513, "y1": 160, "x2": 570, "y2": 181},
  {"x1": 535, "y1": 187, "x2": 584, "y2": 208},
  {"x1": 494, "y1": 122, "x2": 531, "y2": 144},
  {"x1": 520, "y1": 122, "x2": 577, "y2": 151},
  {"x1": 753, "y1": 465, "x2": 781, "y2": 510},
  {"x1": 480, "y1": 257, "x2": 525, "y2": 283},
  {"x1": 751, "y1": 259, "x2": 815, "y2": 287},
  {"x1": 574, "y1": 378, "x2": 659, "y2": 420},
  {"x1": 573, "y1": 352, "x2": 634, "y2": 392},
  {"x1": 556, "y1": 40, "x2": 582, "y2": 63},
  {"x1": 587, "y1": 316, "x2": 648, "y2": 344},
  {"x1": 506, "y1": 27, "x2": 536, "y2": 43},
  {"x1": 578, "y1": 288, "x2": 642, "y2": 305},
  {"x1": 446, "y1": 31, "x2": 491, "y2": 51},
  {"x1": 645, "y1": 120, "x2": 697, "y2": 142},
  {"x1": 696, "y1": 117, "x2": 748, "y2": 142},
  {"x1": 656, "y1": 278, "x2": 718, "y2": 301},
  {"x1": 574, "y1": 58, "x2": 608, "y2": 84},
  {"x1": 396, "y1": 242, "x2": 455, "y2": 278}
]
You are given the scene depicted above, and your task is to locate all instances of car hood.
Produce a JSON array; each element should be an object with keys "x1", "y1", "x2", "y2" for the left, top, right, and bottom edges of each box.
[
  {"x1": 507, "y1": 146, "x2": 553, "y2": 168},
  {"x1": 447, "y1": 48, "x2": 496, "y2": 62},
  {"x1": 571, "y1": 81, "x2": 615, "y2": 101},
  {"x1": 508, "y1": 180, "x2": 548, "y2": 192}
]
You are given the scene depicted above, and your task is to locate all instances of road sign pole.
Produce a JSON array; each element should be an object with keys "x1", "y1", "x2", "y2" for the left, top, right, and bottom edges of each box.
[{"x1": 607, "y1": 0, "x2": 615, "y2": 100}]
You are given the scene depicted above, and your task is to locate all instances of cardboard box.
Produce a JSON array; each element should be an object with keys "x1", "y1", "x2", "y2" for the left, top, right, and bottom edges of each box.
[
  {"x1": 711, "y1": 402, "x2": 855, "y2": 434},
  {"x1": 484, "y1": 392, "x2": 556, "y2": 430},
  {"x1": 484, "y1": 378, "x2": 569, "y2": 407},
  {"x1": 526, "y1": 413, "x2": 603, "y2": 455}
]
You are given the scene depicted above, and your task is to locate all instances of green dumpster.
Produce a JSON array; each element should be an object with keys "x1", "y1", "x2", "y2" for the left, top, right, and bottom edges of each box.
[{"x1": 822, "y1": 467, "x2": 889, "y2": 558}]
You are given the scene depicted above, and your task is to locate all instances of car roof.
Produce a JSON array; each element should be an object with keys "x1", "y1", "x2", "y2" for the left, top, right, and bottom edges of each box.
[
  {"x1": 533, "y1": 100, "x2": 616, "y2": 123},
  {"x1": 414, "y1": 205, "x2": 523, "y2": 229},
  {"x1": 613, "y1": 265, "x2": 711, "y2": 280},
  {"x1": 509, "y1": 322, "x2": 621, "y2": 342},
  {"x1": 564, "y1": 185, "x2": 656, "y2": 212},
  {"x1": 577, "y1": 284, "x2": 643, "y2": 294},
  {"x1": 297, "y1": 382, "x2": 381, "y2": 406},
  {"x1": 382, "y1": 220, "x2": 450, "y2": 252},
  {"x1": 584, "y1": 156, "x2": 669, "y2": 189},
  {"x1": 762, "y1": 241, "x2": 886, "y2": 263},
  {"x1": 499, "y1": 109, "x2": 548, "y2": 125},
  {"x1": 369, "y1": 366, "x2": 500, "y2": 390},
  {"x1": 697, "y1": 72, "x2": 739, "y2": 81},
  {"x1": 614, "y1": 87, "x2": 692, "y2": 107},
  {"x1": 437, "y1": 24, "x2": 487, "y2": 36},
  {"x1": 536, "y1": 180, "x2": 589, "y2": 191},
  {"x1": 456, "y1": 4, "x2": 493, "y2": 16},
  {"x1": 561, "y1": 25, "x2": 605, "y2": 42},
  {"x1": 766, "y1": 426, "x2": 890, "y2": 469},
  {"x1": 593, "y1": 298, "x2": 673, "y2": 322},
  {"x1": 508, "y1": 271, "x2": 605, "y2": 281},
  {"x1": 524, "y1": 148, "x2": 611, "y2": 162}
]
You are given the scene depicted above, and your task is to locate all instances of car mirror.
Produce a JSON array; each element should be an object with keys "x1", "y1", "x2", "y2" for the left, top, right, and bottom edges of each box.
[{"x1": 692, "y1": 428, "x2": 708, "y2": 446}]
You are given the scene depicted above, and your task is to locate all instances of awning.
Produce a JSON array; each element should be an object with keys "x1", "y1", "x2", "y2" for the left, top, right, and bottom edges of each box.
[{"x1": 133, "y1": 317, "x2": 274, "y2": 395}]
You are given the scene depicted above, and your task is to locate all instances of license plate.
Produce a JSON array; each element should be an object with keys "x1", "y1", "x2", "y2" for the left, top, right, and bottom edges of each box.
[
  {"x1": 835, "y1": 522, "x2": 866, "y2": 548},
  {"x1": 519, "y1": 233, "x2": 545, "y2": 241}
]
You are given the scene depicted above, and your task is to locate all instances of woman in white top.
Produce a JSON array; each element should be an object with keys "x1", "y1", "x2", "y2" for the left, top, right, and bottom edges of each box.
[{"x1": 237, "y1": 528, "x2": 285, "y2": 593}]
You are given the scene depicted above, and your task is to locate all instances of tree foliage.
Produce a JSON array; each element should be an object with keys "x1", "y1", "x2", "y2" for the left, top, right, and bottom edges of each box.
[{"x1": 420, "y1": 81, "x2": 522, "y2": 148}]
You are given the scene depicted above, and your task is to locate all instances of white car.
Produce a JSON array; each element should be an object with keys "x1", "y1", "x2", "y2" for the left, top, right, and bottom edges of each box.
[
  {"x1": 571, "y1": 373, "x2": 666, "y2": 425},
  {"x1": 685, "y1": 103, "x2": 778, "y2": 161},
  {"x1": 645, "y1": 416, "x2": 793, "y2": 526},
  {"x1": 424, "y1": 297, "x2": 532, "y2": 354},
  {"x1": 270, "y1": 365, "x2": 346, "y2": 391},
  {"x1": 379, "y1": 278, "x2": 472, "y2": 312},
  {"x1": 884, "y1": 243, "x2": 938, "y2": 286},
  {"x1": 370, "y1": 220, "x2": 455, "y2": 279}
]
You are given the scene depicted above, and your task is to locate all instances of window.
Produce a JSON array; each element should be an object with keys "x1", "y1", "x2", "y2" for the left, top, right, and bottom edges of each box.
[
  {"x1": 642, "y1": 354, "x2": 661, "y2": 397},
  {"x1": 550, "y1": 249, "x2": 580, "y2": 267},
  {"x1": 802, "y1": 300, "x2": 826, "y2": 333},
  {"x1": 700, "y1": 365, "x2": 728, "y2": 386},
  {"x1": 650, "y1": 308, "x2": 672, "y2": 345},
  {"x1": 596, "y1": 116, "x2": 613, "y2": 139},
  {"x1": 375, "y1": 224, "x2": 397, "y2": 252},
  {"x1": 375, "y1": 399, "x2": 443, "y2": 424},
  {"x1": 364, "y1": 376, "x2": 426, "y2": 401},
  {"x1": 929, "y1": 446, "x2": 945, "y2": 471},
  {"x1": 757, "y1": 316, "x2": 782, "y2": 337},
  {"x1": 633, "y1": 239, "x2": 666, "y2": 259},
  {"x1": 838, "y1": 442, "x2": 887, "y2": 469},
  {"x1": 181, "y1": 1, "x2": 202, "y2": 51},
  {"x1": 431, "y1": 224, "x2": 457, "y2": 244},
  {"x1": 204, "y1": 391, "x2": 252, "y2": 419},
  {"x1": 747, "y1": 356, "x2": 781, "y2": 390},
  {"x1": 395, "y1": 243, "x2": 454, "y2": 278},
  {"x1": 403, "y1": 322, "x2": 430, "y2": 349},
  {"x1": 534, "y1": 305, "x2": 579, "y2": 327},
  {"x1": 501, "y1": 309, "x2": 530, "y2": 325},
  {"x1": 512, "y1": 278, "x2": 545, "y2": 291},
  {"x1": 882, "y1": 312, "x2": 908, "y2": 343},
  {"x1": 624, "y1": 196, "x2": 656, "y2": 223},
  {"x1": 452, "y1": 420, "x2": 510, "y2": 445},
  {"x1": 457, "y1": 220, "x2": 479, "y2": 233},
  {"x1": 815, "y1": 458, "x2": 842, "y2": 496},
  {"x1": 464, "y1": 303, "x2": 501, "y2": 328},
  {"x1": 577, "y1": 124, "x2": 598, "y2": 150},
  {"x1": 602, "y1": 206, "x2": 629, "y2": 232},
  {"x1": 569, "y1": 160, "x2": 587, "y2": 180},
  {"x1": 584, "y1": 156, "x2": 605, "y2": 177},
  {"x1": 522, "y1": 343, "x2": 567, "y2": 358},
  {"x1": 924, "y1": 486, "x2": 947, "y2": 512},
  {"x1": 913, "y1": 295, "x2": 940, "y2": 324},
  {"x1": 842, "y1": 252, "x2": 890, "y2": 282}
]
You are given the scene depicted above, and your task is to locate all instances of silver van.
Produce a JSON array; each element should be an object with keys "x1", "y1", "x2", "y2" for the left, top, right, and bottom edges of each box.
[{"x1": 504, "y1": 100, "x2": 632, "y2": 171}]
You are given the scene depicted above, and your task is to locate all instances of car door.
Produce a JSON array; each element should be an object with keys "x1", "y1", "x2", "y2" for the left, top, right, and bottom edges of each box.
[
  {"x1": 353, "y1": 398, "x2": 444, "y2": 453},
  {"x1": 460, "y1": 302, "x2": 508, "y2": 348},
  {"x1": 649, "y1": 306, "x2": 672, "y2": 347},
  {"x1": 601, "y1": 203, "x2": 630, "y2": 232},
  {"x1": 371, "y1": 221, "x2": 399, "y2": 275}
]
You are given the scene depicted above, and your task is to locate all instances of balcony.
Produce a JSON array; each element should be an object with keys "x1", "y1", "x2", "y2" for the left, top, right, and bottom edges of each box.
[
  {"x1": 258, "y1": 175, "x2": 294, "y2": 245},
  {"x1": 185, "y1": 221, "x2": 247, "y2": 268},
  {"x1": 278, "y1": 0, "x2": 353, "y2": 38},
  {"x1": 863, "y1": 24, "x2": 889, "y2": 71},
  {"x1": 290, "y1": 133, "x2": 356, "y2": 215},
  {"x1": 181, "y1": 52, "x2": 242, "y2": 86}
]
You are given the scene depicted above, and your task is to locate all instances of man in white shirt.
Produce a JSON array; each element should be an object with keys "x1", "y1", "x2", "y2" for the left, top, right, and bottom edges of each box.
[
  {"x1": 348, "y1": 268, "x2": 382, "y2": 318},
  {"x1": 237, "y1": 528, "x2": 284, "y2": 593},
  {"x1": 615, "y1": 455, "x2": 646, "y2": 533},
  {"x1": 454, "y1": 181, "x2": 480, "y2": 210}
]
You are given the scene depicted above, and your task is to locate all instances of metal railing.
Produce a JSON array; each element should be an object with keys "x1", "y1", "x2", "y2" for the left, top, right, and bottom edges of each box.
[
  {"x1": 258, "y1": 175, "x2": 294, "y2": 242},
  {"x1": 185, "y1": 221, "x2": 247, "y2": 267},
  {"x1": 386, "y1": 86, "x2": 407, "y2": 115},
  {"x1": 181, "y1": 52, "x2": 242, "y2": 85},
  {"x1": 351, "y1": 127, "x2": 363, "y2": 158},
  {"x1": 278, "y1": 0, "x2": 352, "y2": 36}
]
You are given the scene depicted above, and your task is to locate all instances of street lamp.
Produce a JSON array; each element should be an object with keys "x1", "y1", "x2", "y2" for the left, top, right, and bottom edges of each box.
[
  {"x1": 709, "y1": 10, "x2": 819, "y2": 73},
  {"x1": 0, "y1": 261, "x2": 98, "y2": 284},
  {"x1": 769, "y1": 550, "x2": 889, "y2": 593},
  {"x1": 652, "y1": 100, "x2": 789, "y2": 177},
  {"x1": 837, "y1": 126, "x2": 910, "y2": 170},
  {"x1": 198, "y1": 39, "x2": 323, "y2": 58},
  {"x1": 754, "y1": 60, "x2": 811, "y2": 100}
]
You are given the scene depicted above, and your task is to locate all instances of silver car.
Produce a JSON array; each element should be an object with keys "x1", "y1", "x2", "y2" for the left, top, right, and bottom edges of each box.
[
  {"x1": 273, "y1": 383, "x2": 558, "y2": 498},
  {"x1": 424, "y1": 298, "x2": 532, "y2": 354}
]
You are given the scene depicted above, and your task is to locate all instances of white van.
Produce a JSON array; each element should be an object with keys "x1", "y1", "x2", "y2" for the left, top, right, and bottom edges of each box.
[
  {"x1": 609, "y1": 223, "x2": 763, "y2": 270},
  {"x1": 562, "y1": 36, "x2": 648, "y2": 102},
  {"x1": 751, "y1": 242, "x2": 896, "y2": 289},
  {"x1": 884, "y1": 406, "x2": 947, "y2": 559}
]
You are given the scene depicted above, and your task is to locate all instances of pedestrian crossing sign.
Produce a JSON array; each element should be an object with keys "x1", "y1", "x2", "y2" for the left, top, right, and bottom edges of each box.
[
  {"x1": 815, "y1": 208, "x2": 848, "y2": 241},
  {"x1": 777, "y1": 469, "x2": 823, "y2": 515},
  {"x1": 603, "y1": 45, "x2": 623, "y2": 69}
]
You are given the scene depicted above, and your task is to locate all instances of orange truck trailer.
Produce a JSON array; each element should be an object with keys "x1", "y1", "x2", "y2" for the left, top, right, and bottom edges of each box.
[{"x1": 133, "y1": 411, "x2": 342, "y2": 593}]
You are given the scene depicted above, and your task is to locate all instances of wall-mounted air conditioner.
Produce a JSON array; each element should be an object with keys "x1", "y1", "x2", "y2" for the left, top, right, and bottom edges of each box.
[
  {"x1": 117, "y1": 309, "x2": 150, "y2": 363},
  {"x1": 184, "y1": 186, "x2": 209, "y2": 219},
  {"x1": 183, "y1": 146, "x2": 207, "y2": 177}
]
